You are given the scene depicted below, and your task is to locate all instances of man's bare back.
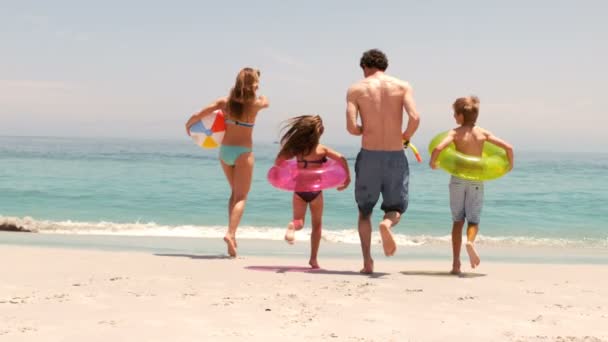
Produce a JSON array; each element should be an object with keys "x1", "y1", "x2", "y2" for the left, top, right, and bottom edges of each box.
[
  {"x1": 346, "y1": 48, "x2": 422, "y2": 273},
  {"x1": 347, "y1": 73, "x2": 419, "y2": 151}
]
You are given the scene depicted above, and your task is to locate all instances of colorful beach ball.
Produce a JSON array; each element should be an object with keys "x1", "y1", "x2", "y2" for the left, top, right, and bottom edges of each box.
[{"x1": 189, "y1": 110, "x2": 226, "y2": 149}]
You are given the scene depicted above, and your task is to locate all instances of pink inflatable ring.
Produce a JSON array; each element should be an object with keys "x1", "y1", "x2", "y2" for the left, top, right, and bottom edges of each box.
[{"x1": 267, "y1": 159, "x2": 348, "y2": 192}]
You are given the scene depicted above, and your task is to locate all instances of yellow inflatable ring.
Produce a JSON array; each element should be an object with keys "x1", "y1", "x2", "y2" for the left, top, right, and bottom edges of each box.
[{"x1": 428, "y1": 131, "x2": 509, "y2": 181}]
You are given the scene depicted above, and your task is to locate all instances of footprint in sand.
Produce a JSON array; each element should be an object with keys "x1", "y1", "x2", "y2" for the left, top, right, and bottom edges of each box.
[
  {"x1": 357, "y1": 282, "x2": 374, "y2": 288},
  {"x1": 527, "y1": 290, "x2": 544, "y2": 295},
  {"x1": 52, "y1": 294, "x2": 69, "y2": 302},
  {"x1": 10, "y1": 296, "x2": 31, "y2": 304},
  {"x1": 98, "y1": 320, "x2": 117, "y2": 326},
  {"x1": 553, "y1": 304, "x2": 573, "y2": 310},
  {"x1": 18, "y1": 327, "x2": 37, "y2": 333},
  {"x1": 222, "y1": 297, "x2": 235, "y2": 306}
]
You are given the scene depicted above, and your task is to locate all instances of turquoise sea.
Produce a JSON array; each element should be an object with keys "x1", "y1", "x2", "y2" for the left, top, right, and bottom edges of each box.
[{"x1": 1, "y1": 136, "x2": 607, "y2": 260}]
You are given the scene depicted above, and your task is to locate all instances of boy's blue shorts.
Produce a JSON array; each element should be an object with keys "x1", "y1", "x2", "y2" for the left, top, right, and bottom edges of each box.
[
  {"x1": 449, "y1": 176, "x2": 484, "y2": 224},
  {"x1": 354, "y1": 149, "x2": 409, "y2": 217}
]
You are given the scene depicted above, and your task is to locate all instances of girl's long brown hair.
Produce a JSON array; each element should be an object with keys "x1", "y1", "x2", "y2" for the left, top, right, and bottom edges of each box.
[
  {"x1": 278, "y1": 115, "x2": 324, "y2": 159},
  {"x1": 227, "y1": 68, "x2": 260, "y2": 120}
]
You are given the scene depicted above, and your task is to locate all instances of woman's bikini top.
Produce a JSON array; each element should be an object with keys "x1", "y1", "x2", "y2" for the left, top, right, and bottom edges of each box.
[{"x1": 225, "y1": 118, "x2": 255, "y2": 128}]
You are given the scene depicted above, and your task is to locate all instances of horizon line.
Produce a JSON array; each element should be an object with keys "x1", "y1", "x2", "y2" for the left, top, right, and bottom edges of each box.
[{"x1": 1, "y1": 135, "x2": 605, "y2": 155}]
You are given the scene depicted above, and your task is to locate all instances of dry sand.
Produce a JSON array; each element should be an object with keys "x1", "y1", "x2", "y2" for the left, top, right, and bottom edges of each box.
[{"x1": 1, "y1": 246, "x2": 607, "y2": 341}]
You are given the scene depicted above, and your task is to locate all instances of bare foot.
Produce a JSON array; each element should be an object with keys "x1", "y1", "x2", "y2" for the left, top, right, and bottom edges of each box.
[
  {"x1": 223, "y1": 236, "x2": 237, "y2": 257},
  {"x1": 379, "y1": 222, "x2": 397, "y2": 256},
  {"x1": 360, "y1": 259, "x2": 374, "y2": 274},
  {"x1": 309, "y1": 259, "x2": 320, "y2": 269},
  {"x1": 450, "y1": 261, "x2": 462, "y2": 275},
  {"x1": 284, "y1": 222, "x2": 296, "y2": 244},
  {"x1": 466, "y1": 242, "x2": 481, "y2": 268}
]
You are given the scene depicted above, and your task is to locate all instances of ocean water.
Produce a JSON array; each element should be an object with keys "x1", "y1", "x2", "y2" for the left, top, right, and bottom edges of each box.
[{"x1": 1, "y1": 136, "x2": 607, "y2": 251}]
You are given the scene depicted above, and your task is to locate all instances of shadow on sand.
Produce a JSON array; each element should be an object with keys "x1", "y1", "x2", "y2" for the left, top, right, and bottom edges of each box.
[
  {"x1": 155, "y1": 253, "x2": 232, "y2": 260},
  {"x1": 400, "y1": 270, "x2": 486, "y2": 278},
  {"x1": 245, "y1": 265, "x2": 389, "y2": 278}
]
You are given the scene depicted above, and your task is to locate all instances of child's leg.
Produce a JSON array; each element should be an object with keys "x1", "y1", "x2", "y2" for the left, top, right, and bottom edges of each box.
[
  {"x1": 449, "y1": 176, "x2": 466, "y2": 271},
  {"x1": 308, "y1": 193, "x2": 324, "y2": 269},
  {"x1": 467, "y1": 224, "x2": 479, "y2": 243},
  {"x1": 465, "y1": 223, "x2": 481, "y2": 268},
  {"x1": 285, "y1": 194, "x2": 307, "y2": 244},
  {"x1": 464, "y1": 181, "x2": 483, "y2": 268},
  {"x1": 451, "y1": 221, "x2": 465, "y2": 274}
]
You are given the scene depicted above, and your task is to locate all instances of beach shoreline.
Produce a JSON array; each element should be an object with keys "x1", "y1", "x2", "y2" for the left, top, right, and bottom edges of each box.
[
  {"x1": 2, "y1": 231, "x2": 608, "y2": 265},
  {"x1": 2, "y1": 245, "x2": 607, "y2": 341}
]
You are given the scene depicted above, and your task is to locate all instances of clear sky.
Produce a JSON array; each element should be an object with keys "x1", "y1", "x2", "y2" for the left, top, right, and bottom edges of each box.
[{"x1": 1, "y1": 0, "x2": 606, "y2": 151}]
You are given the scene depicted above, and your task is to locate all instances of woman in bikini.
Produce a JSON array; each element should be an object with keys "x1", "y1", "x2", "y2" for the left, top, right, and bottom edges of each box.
[
  {"x1": 274, "y1": 115, "x2": 350, "y2": 268},
  {"x1": 185, "y1": 67, "x2": 269, "y2": 257}
]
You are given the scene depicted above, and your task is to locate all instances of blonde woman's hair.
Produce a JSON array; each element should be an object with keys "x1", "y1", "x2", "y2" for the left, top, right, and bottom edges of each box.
[{"x1": 227, "y1": 67, "x2": 260, "y2": 119}]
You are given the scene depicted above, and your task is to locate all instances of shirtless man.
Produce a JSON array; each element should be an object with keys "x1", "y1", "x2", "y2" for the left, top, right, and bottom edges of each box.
[{"x1": 346, "y1": 49, "x2": 420, "y2": 274}]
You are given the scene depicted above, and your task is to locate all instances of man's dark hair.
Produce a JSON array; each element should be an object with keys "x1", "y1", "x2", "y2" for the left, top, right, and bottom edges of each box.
[{"x1": 359, "y1": 49, "x2": 388, "y2": 71}]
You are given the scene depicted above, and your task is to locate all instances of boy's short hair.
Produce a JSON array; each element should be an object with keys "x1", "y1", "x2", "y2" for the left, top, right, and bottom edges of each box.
[
  {"x1": 360, "y1": 49, "x2": 388, "y2": 71},
  {"x1": 453, "y1": 96, "x2": 480, "y2": 125}
]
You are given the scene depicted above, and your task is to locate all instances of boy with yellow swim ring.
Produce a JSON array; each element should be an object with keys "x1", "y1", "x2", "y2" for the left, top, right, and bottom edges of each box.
[{"x1": 429, "y1": 96, "x2": 514, "y2": 274}]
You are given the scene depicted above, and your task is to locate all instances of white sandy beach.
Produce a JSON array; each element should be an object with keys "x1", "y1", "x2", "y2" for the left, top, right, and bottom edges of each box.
[{"x1": 1, "y1": 245, "x2": 607, "y2": 342}]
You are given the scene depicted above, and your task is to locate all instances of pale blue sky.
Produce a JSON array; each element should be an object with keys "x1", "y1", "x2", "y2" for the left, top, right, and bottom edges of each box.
[{"x1": 1, "y1": 0, "x2": 606, "y2": 151}]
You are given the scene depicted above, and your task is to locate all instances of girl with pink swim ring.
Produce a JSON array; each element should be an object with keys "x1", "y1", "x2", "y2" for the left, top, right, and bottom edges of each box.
[{"x1": 273, "y1": 115, "x2": 351, "y2": 269}]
